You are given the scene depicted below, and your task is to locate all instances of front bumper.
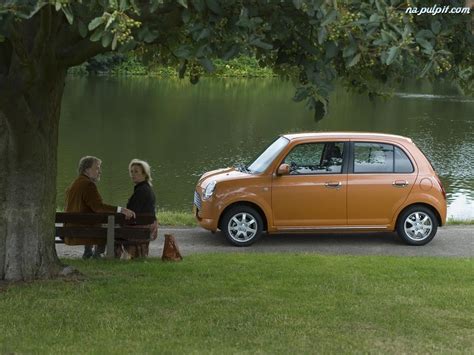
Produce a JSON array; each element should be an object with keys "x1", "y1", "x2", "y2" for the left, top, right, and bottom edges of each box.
[{"x1": 194, "y1": 190, "x2": 218, "y2": 231}]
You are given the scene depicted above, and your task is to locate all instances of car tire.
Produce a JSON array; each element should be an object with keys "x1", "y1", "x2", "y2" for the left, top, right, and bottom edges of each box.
[
  {"x1": 396, "y1": 205, "x2": 438, "y2": 245},
  {"x1": 221, "y1": 205, "x2": 263, "y2": 247}
]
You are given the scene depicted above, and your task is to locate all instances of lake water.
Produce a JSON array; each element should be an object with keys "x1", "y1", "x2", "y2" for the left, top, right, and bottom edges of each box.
[{"x1": 58, "y1": 77, "x2": 474, "y2": 220}]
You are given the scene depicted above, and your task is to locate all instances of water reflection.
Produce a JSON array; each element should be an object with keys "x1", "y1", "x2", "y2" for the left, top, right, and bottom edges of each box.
[{"x1": 58, "y1": 77, "x2": 474, "y2": 219}]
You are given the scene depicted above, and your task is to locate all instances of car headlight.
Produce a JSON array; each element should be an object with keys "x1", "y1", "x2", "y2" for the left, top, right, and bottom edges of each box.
[{"x1": 203, "y1": 180, "x2": 217, "y2": 200}]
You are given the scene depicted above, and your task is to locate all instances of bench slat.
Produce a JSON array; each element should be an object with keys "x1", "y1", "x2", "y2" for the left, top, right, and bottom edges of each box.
[
  {"x1": 55, "y1": 212, "x2": 155, "y2": 225},
  {"x1": 56, "y1": 227, "x2": 151, "y2": 239}
]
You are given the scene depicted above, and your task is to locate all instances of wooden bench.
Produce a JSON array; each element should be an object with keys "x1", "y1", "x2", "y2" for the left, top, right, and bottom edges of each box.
[{"x1": 55, "y1": 212, "x2": 156, "y2": 259}]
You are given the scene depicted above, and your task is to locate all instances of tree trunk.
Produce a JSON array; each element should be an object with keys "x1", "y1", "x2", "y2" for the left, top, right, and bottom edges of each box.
[{"x1": 0, "y1": 70, "x2": 67, "y2": 281}]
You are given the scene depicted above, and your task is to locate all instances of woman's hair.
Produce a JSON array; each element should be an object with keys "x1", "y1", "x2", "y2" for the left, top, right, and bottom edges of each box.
[
  {"x1": 78, "y1": 156, "x2": 101, "y2": 175},
  {"x1": 129, "y1": 159, "x2": 153, "y2": 186}
]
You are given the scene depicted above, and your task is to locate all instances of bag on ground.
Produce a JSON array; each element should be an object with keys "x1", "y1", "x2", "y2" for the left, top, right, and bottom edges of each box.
[{"x1": 162, "y1": 234, "x2": 183, "y2": 261}]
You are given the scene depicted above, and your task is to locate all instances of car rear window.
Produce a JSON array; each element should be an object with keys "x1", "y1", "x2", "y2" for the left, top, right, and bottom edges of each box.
[
  {"x1": 394, "y1": 147, "x2": 414, "y2": 173},
  {"x1": 354, "y1": 142, "x2": 414, "y2": 174}
]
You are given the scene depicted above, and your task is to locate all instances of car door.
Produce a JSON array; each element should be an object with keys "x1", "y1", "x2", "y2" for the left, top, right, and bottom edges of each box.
[
  {"x1": 347, "y1": 141, "x2": 417, "y2": 226},
  {"x1": 271, "y1": 141, "x2": 348, "y2": 227}
]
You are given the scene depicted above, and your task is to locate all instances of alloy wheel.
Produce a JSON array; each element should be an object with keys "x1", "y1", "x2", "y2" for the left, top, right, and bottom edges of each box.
[
  {"x1": 227, "y1": 212, "x2": 258, "y2": 243},
  {"x1": 403, "y1": 212, "x2": 433, "y2": 241}
]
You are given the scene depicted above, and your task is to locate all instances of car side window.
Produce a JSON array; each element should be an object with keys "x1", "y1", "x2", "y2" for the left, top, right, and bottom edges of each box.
[
  {"x1": 354, "y1": 143, "x2": 394, "y2": 173},
  {"x1": 284, "y1": 142, "x2": 344, "y2": 175},
  {"x1": 394, "y1": 147, "x2": 414, "y2": 173}
]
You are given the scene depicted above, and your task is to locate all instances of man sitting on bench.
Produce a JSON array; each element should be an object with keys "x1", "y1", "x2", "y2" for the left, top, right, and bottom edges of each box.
[{"x1": 65, "y1": 156, "x2": 135, "y2": 259}]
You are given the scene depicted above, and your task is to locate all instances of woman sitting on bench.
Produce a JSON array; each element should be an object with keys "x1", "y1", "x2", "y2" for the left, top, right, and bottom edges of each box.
[{"x1": 116, "y1": 159, "x2": 158, "y2": 259}]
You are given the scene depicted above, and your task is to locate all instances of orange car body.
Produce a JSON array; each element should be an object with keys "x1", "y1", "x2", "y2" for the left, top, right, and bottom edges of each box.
[{"x1": 194, "y1": 132, "x2": 446, "y2": 237}]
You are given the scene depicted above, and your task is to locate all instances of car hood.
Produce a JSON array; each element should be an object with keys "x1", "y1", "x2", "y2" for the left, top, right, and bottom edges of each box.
[{"x1": 197, "y1": 167, "x2": 250, "y2": 187}]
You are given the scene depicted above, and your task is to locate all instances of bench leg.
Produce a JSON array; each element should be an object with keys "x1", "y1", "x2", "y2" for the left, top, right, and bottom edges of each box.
[{"x1": 106, "y1": 215, "x2": 115, "y2": 259}]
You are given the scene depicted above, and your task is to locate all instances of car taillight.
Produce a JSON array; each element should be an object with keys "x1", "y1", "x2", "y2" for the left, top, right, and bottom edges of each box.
[{"x1": 434, "y1": 175, "x2": 446, "y2": 200}]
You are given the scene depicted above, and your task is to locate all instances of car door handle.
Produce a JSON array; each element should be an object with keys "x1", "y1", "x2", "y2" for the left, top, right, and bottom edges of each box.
[
  {"x1": 325, "y1": 182, "x2": 342, "y2": 189},
  {"x1": 392, "y1": 180, "x2": 409, "y2": 187}
]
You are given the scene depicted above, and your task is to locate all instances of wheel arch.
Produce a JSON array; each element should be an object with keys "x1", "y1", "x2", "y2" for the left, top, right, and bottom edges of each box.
[
  {"x1": 396, "y1": 203, "x2": 443, "y2": 227},
  {"x1": 218, "y1": 201, "x2": 269, "y2": 231}
]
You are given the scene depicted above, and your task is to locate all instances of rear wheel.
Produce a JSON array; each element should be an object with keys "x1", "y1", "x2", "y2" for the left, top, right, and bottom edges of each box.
[
  {"x1": 221, "y1": 205, "x2": 263, "y2": 246},
  {"x1": 397, "y1": 205, "x2": 438, "y2": 245}
]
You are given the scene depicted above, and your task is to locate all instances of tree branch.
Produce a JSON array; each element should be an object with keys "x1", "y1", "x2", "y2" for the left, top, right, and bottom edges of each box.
[
  {"x1": 32, "y1": 5, "x2": 52, "y2": 59},
  {"x1": 57, "y1": 39, "x2": 108, "y2": 68}
]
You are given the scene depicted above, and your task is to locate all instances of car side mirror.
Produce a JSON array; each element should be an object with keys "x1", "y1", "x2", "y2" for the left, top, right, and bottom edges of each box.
[{"x1": 277, "y1": 163, "x2": 290, "y2": 175}]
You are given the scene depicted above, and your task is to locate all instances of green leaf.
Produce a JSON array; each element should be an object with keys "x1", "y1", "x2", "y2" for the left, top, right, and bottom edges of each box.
[
  {"x1": 182, "y1": 9, "x2": 190, "y2": 23},
  {"x1": 381, "y1": 30, "x2": 397, "y2": 42},
  {"x1": 192, "y1": 0, "x2": 206, "y2": 13},
  {"x1": 386, "y1": 46, "x2": 399, "y2": 65},
  {"x1": 174, "y1": 45, "x2": 193, "y2": 59},
  {"x1": 431, "y1": 21, "x2": 441, "y2": 35},
  {"x1": 347, "y1": 53, "x2": 361, "y2": 67},
  {"x1": 90, "y1": 27, "x2": 104, "y2": 42},
  {"x1": 325, "y1": 42, "x2": 338, "y2": 59},
  {"x1": 101, "y1": 32, "x2": 113, "y2": 47},
  {"x1": 61, "y1": 5, "x2": 73, "y2": 25},
  {"x1": 88, "y1": 17, "x2": 104, "y2": 31},
  {"x1": 292, "y1": 0, "x2": 303, "y2": 9},
  {"x1": 105, "y1": 14, "x2": 115, "y2": 30},
  {"x1": 206, "y1": 0, "x2": 222, "y2": 14},
  {"x1": 197, "y1": 28, "x2": 210, "y2": 41},
  {"x1": 119, "y1": 0, "x2": 129, "y2": 11},
  {"x1": 144, "y1": 30, "x2": 159, "y2": 43},
  {"x1": 250, "y1": 38, "x2": 273, "y2": 50},
  {"x1": 419, "y1": 61, "x2": 433, "y2": 78},
  {"x1": 199, "y1": 57, "x2": 215, "y2": 72},
  {"x1": 416, "y1": 29, "x2": 434, "y2": 40},
  {"x1": 372, "y1": 39, "x2": 386, "y2": 46},
  {"x1": 375, "y1": 0, "x2": 383, "y2": 12},
  {"x1": 321, "y1": 10, "x2": 337, "y2": 26},
  {"x1": 369, "y1": 14, "x2": 380, "y2": 22},
  {"x1": 307, "y1": 97, "x2": 327, "y2": 122},
  {"x1": 343, "y1": 45, "x2": 357, "y2": 58},
  {"x1": 416, "y1": 38, "x2": 433, "y2": 53},
  {"x1": 118, "y1": 39, "x2": 137, "y2": 52},
  {"x1": 222, "y1": 45, "x2": 239, "y2": 60},
  {"x1": 150, "y1": 0, "x2": 163, "y2": 12},
  {"x1": 318, "y1": 27, "x2": 327, "y2": 45},
  {"x1": 130, "y1": 0, "x2": 141, "y2": 14},
  {"x1": 293, "y1": 86, "x2": 309, "y2": 102},
  {"x1": 111, "y1": 33, "x2": 118, "y2": 50},
  {"x1": 78, "y1": 20, "x2": 88, "y2": 38},
  {"x1": 177, "y1": 0, "x2": 188, "y2": 8}
]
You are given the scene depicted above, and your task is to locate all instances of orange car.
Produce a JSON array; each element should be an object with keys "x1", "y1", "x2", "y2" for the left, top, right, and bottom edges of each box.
[{"x1": 194, "y1": 132, "x2": 447, "y2": 246}]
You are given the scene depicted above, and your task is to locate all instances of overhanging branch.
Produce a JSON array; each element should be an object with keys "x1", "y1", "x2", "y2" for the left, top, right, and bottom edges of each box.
[{"x1": 58, "y1": 39, "x2": 108, "y2": 68}]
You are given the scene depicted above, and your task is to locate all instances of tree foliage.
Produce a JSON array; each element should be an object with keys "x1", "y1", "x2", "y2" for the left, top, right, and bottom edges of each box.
[{"x1": 1, "y1": 0, "x2": 472, "y2": 120}]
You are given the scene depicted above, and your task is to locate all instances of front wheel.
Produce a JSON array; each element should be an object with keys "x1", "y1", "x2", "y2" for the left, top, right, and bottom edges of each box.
[
  {"x1": 397, "y1": 205, "x2": 438, "y2": 245},
  {"x1": 221, "y1": 206, "x2": 263, "y2": 247}
]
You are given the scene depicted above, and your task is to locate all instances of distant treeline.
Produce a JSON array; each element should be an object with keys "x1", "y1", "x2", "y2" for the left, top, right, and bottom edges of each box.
[{"x1": 68, "y1": 53, "x2": 275, "y2": 78}]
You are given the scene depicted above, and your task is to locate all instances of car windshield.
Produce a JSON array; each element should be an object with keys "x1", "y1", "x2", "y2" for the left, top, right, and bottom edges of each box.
[{"x1": 246, "y1": 136, "x2": 289, "y2": 174}]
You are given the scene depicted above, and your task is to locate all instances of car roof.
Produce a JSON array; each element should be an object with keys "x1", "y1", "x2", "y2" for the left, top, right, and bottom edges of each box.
[{"x1": 281, "y1": 132, "x2": 413, "y2": 143}]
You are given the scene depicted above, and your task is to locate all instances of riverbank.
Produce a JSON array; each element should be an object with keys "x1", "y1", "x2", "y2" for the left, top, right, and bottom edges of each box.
[{"x1": 68, "y1": 54, "x2": 275, "y2": 78}]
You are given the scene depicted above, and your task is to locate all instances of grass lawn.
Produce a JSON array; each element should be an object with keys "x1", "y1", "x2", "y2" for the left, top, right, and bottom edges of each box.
[{"x1": 0, "y1": 254, "x2": 472, "y2": 354}]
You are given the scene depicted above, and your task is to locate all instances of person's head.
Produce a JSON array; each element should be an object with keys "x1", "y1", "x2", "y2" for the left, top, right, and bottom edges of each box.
[
  {"x1": 129, "y1": 159, "x2": 153, "y2": 186},
  {"x1": 78, "y1": 156, "x2": 102, "y2": 183}
]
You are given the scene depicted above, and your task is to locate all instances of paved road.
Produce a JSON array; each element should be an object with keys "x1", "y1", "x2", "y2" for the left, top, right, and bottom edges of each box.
[{"x1": 56, "y1": 226, "x2": 473, "y2": 259}]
